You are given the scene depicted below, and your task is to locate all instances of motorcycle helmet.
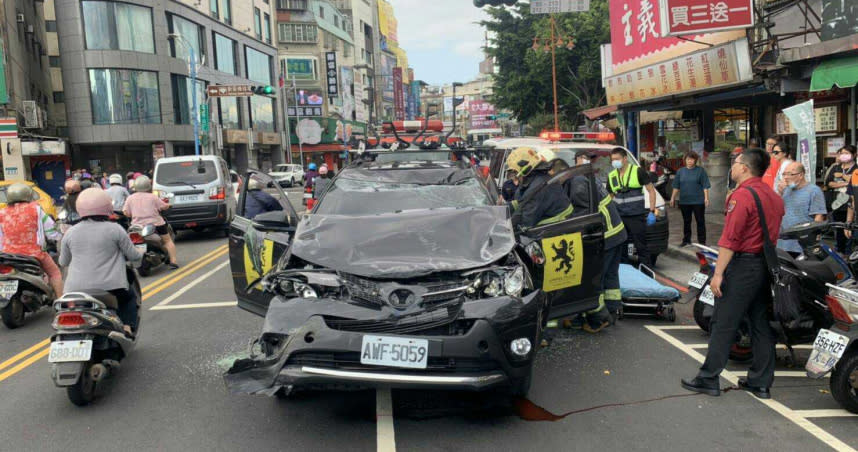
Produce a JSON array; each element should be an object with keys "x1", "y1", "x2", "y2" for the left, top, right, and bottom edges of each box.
[
  {"x1": 64, "y1": 179, "x2": 82, "y2": 194},
  {"x1": 76, "y1": 188, "x2": 114, "y2": 218},
  {"x1": 134, "y1": 175, "x2": 152, "y2": 192},
  {"x1": 506, "y1": 147, "x2": 541, "y2": 177},
  {"x1": 537, "y1": 149, "x2": 556, "y2": 162},
  {"x1": 80, "y1": 179, "x2": 94, "y2": 190},
  {"x1": 6, "y1": 183, "x2": 34, "y2": 204},
  {"x1": 109, "y1": 173, "x2": 123, "y2": 185},
  {"x1": 308, "y1": 163, "x2": 317, "y2": 171}
]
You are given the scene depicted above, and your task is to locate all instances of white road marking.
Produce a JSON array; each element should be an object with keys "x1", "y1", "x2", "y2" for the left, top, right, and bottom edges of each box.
[
  {"x1": 150, "y1": 301, "x2": 238, "y2": 311},
  {"x1": 774, "y1": 371, "x2": 827, "y2": 379},
  {"x1": 794, "y1": 410, "x2": 858, "y2": 418},
  {"x1": 151, "y1": 261, "x2": 230, "y2": 309},
  {"x1": 376, "y1": 388, "x2": 396, "y2": 452},
  {"x1": 649, "y1": 325, "x2": 700, "y2": 330},
  {"x1": 687, "y1": 343, "x2": 813, "y2": 350},
  {"x1": 646, "y1": 325, "x2": 857, "y2": 452}
]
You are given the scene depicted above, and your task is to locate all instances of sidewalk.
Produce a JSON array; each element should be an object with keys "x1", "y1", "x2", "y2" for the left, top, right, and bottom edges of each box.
[{"x1": 662, "y1": 204, "x2": 725, "y2": 264}]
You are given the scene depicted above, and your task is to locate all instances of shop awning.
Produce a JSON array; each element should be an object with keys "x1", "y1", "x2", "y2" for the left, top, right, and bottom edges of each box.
[
  {"x1": 639, "y1": 110, "x2": 682, "y2": 124},
  {"x1": 582, "y1": 104, "x2": 617, "y2": 120},
  {"x1": 810, "y1": 56, "x2": 858, "y2": 92}
]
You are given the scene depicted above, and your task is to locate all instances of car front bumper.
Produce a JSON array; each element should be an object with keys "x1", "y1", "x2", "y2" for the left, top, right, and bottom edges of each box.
[{"x1": 223, "y1": 290, "x2": 545, "y2": 395}]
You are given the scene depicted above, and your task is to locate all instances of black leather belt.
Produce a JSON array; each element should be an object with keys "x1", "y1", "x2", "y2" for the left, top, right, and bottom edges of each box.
[{"x1": 734, "y1": 252, "x2": 762, "y2": 258}]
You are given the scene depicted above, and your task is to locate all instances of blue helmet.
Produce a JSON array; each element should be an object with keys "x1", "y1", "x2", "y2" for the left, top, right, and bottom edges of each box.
[{"x1": 308, "y1": 163, "x2": 317, "y2": 170}]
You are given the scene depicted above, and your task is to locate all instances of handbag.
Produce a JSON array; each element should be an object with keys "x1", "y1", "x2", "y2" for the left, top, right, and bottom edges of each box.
[{"x1": 745, "y1": 187, "x2": 802, "y2": 326}]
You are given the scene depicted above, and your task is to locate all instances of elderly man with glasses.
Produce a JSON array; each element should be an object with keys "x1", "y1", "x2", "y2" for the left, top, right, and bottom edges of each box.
[{"x1": 777, "y1": 161, "x2": 827, "y2": 254}]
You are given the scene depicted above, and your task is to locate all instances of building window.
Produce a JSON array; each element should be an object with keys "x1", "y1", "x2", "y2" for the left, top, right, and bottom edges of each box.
[
  {"x1": 49, "y1": 56, "x2": 61, "y2": 67},
  {"x1": 219, "y1": 97, "x2": 241, "y2": 129},
  {"x1": 263, "y1": 13, "x2": 272, "y2": 44},
  {"x1": 45, "y1": 21, "x2": 57, "y2": 32},
  {"x1": 278, "y1": 23, "x2": 318, "y2": 43},
  {"x1": 88, "y1": 69, "x2": 160, "y2": 125},
  {"x1": 278, "y1": 0, "x2": 307, "y2": 10},
  {"x1": 249, "y1": 96, "x2": 275, "y2": 132},
  {"x1": 245, "y1": 47, "x2": 272, "y2": 84},
  {"x1": 222, "y1": 0, "x2": 231, "y2": 25},
  {"x1": 213, "y1": 33, "x2": 236, "y2": 75},
  {"x1": 210, "y1": 0, "x2": 218, "y2": 18},
  {"x1": 343, "y1": 42, "x2": 351, "y2": 58},
  {"x1": 168, "y1": 15, "x2": 205, "y2": 63},
  {"x1": 53, "y1": 91, "x2": 64, "y2": 103},
  {"x1": 334, "y1": 16, "x2": 339, "y2": 28},
  {"x1": 253, "y1": 7, "x2": 262, "y2": 40},
  {"x1": 319, "y1": 5, "x2": 324, "y2": 18},
  {"x1": 81, "y1": 1, "x2": 154, "y2": 53},
  {"x1": 170, "y1": 74, "x2": 206, "y2": 125}
]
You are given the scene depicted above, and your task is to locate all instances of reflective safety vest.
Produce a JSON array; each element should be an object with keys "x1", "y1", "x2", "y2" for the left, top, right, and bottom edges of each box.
[
  {"x1": 598, "y1": 194, "x2": 627, "y2": 250},
  {"x1": 536, "y1": 204, "x2": 574, "y2": 226},
  {"x1": 608, "y1": 164, "x2": 647, "y2": 216}
]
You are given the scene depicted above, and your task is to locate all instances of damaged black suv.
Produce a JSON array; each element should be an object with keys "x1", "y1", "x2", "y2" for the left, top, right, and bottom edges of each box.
[{"x1": 225, "y1": 159, "x2": 606, "y2": 397}]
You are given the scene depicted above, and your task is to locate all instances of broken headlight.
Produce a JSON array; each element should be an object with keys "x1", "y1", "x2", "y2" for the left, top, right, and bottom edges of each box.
[
  {"x1": 468, "y1": 266, "x2": 525, "y2": 298},
  {"x1": 525, "y1": 242, "x2": 545, "y2": 265}
]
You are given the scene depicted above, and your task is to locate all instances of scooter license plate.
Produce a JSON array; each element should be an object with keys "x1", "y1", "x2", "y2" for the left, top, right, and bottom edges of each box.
[
  {"x1": 0, "y1": 280, "x2": 18, "y2": 299},
  {"x1": 699, "y1": 285, "x2": 715, "y2": 306},
  {"x1": 688, "y1": 272, "x2": 708, "y2": 289},
  {"x1": 135, "y1": 244, "x2": 147, "y2": 253},
  {"x1": 48, "y1": 340, "x2": 93, "y2": 363},
  {"x1": 805, "y1": 329, "x2": 849, "y2": 375},
  {"x1": 303, "y1": 192, "x2": 313, "y2": 199}
]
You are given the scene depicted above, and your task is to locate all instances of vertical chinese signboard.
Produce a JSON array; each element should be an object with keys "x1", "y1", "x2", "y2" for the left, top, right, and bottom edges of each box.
[
  {"x1": 658, "y1": 0, "x2": 754, "y2": 36},
  {"x1": 782, "y1": 100, "x2": 817, "y2": 184},
  {"x1": 325, "y1": 52, "x2": 339, "y2": 98},
  {"x1": 392, "y1": 67, "x2": 404, "y2": 120}
]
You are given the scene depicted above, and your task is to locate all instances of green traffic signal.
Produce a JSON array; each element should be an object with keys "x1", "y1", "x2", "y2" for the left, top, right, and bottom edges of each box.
[{"x1": 252, "y1": 85, "x2": 275, "y2": 95}]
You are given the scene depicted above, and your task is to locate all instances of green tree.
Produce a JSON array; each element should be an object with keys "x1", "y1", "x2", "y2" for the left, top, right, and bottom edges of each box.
[{"x1": 482, "y1": 1, "x2": 610, "y2": 128}]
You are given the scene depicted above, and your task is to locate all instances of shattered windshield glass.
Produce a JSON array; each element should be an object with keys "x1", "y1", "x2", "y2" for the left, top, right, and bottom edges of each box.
[{"x1": 314, "y1": 177, "x2": 491, "y2": 215}]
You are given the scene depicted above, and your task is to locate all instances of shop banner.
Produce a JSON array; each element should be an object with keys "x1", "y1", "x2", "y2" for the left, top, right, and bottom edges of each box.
[
  {"x1": 381, "y1": 54, "x2": 396, "y2": 102},
  {"x1": 605, "y1": 38, "x2": 752, "y2": 105},
  {"x1": 291, "y1": 118, "x2": 367, "y2": 145},
  {"x1": 775, "y1": 105, "x2": 839, "y2": 135},
  {"x1": 393, "y1": 68, "x2": 405, "y2": 120},
  {"x1": 782, "y1": 100, "x2": 817, "y2": 184},
  {"x1": 468, "y1": 100, "x2": 498, "y2": 129},
  {"x1": 325, "y1": 52, "x2": 338, "y2": 98},
  {"x1": 658, "y1": 0, "x2": 754, "y2": 37}
]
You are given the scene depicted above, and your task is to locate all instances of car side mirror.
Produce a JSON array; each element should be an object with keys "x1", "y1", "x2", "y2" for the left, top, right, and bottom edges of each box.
[{"x1": 251, "y1": 210, "x2": 292, "y2": 231}]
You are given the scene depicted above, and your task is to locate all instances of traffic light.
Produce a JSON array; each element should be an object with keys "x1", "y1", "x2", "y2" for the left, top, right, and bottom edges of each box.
[
  {"x1": 251, "y1": 85, "x2": 275, "y2": 95},
  {"x1": 474, "y1": 0, "x2": 517, "y2": 6}
]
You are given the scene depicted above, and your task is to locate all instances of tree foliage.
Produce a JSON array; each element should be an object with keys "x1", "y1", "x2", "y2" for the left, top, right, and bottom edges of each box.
[{"x1": 481, "y1": 1, "x2": 610, "y2": 127}]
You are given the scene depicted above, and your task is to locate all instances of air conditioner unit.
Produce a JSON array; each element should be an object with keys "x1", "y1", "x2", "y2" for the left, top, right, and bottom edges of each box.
[
  {"x1": 16, "y1": 13, "x2": 24, "y2": 24},
  {"x1": 22, "y1": 101, "x2": 38, "y2": 128}
]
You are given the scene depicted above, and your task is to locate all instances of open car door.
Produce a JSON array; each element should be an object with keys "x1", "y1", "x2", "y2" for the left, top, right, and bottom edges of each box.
[
  {"x1": 228, "y1": 170, "x2": 299, "y2": 317},
  {"x1": 519, "y1": 164, "x2": 605, "y2": 319}
]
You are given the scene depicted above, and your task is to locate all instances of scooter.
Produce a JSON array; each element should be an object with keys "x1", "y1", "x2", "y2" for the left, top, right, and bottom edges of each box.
[
  {"x1": 128, "y1": 224, "x2": 170, "y2": 276},
  {"x1": 0, "y1": 252, "x2": 56, "y2": 329},
  {"x1": 688, "y1": 221, "x2": 848, "y2": 364},
  {"x1": 49, "y1": 266, "x2": 142, "y2": 406}
]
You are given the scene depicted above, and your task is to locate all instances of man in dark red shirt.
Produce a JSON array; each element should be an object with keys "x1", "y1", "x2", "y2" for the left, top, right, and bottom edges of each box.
[{"x1": 682, "y1": 148, "x2": 784, "y2": 399}]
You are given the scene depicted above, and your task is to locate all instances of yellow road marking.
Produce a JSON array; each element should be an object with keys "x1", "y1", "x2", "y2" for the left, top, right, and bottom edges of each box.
[{"x1": 0, "y1": 243, "x2": 230, "y2": 383}]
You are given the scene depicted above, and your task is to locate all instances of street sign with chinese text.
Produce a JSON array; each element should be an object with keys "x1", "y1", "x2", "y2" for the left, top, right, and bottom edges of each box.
[
  {"x1": 287, "y1": 106, "x2": 323, "y2": 117},
  {"x1": 206, "y1": 85, "x2": 253, "y2": 97},
  {"x1": 468, "y1": 100, "x2": 498, "y2": 129},
  {"x1": 199, "y1": 104, "x2": 209, "y2": 133},
  {"x1": 531, "y1": 0, "x2": 590, "y2": 14},
  {"x1": 325, "y1": 52, "x2": 339, "y2": 98},
  {"x1": 775, "y1": 105, "x2": 840, "y2": 135},
  {"x1": 393, "y1": 67, "x2": 405, "y2": 121},
  {"x1": 658, "y1": 0, "x2": 754, "y2": 37}
]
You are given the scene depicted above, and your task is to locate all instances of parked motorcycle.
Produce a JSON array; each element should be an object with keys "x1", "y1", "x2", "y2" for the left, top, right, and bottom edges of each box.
[
  {"x1": 0, "y1": 252, "x2": 57, "y2": 328},
  {"x1": 688, "y1": 221, "x2": 849, "y2": 364},
  {"x1": 128, "y1": 224, "x2": 170, "y2": 276},
  {"x1": 49, "y1": 266, "x2": 141, "y2": 406}
]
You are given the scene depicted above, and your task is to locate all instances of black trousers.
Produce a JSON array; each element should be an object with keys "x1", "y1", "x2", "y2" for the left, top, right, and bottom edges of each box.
[
  {"x1": 697, "y1": 255, "x2": 776, "y2": 388},
  {"x1": 622, "y1": 214, "x2": 651, "y2": 267},
  {"x1": 833, "y1": 209, "x2": 851, "y2": 253},
  {"x1": 680, "y1": 203, "x2": 706, "y2": 245}
]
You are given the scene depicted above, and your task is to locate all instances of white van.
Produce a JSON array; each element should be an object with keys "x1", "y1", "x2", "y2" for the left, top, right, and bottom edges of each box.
[{"x1": 152, "y1": 155, "x2": 236, "y2": 233}]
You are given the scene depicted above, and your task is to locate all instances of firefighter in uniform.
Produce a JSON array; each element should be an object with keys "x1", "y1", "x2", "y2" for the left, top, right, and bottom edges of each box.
[
  {"x1": 506, "y1": 147, "x2": 573, "y2": 229},
  {"x1": 682, "y1": 148, "x2": 783, "y2": 399},
  {"x1": 607, "y1": 148, "x2": 657, "y2": 267}
]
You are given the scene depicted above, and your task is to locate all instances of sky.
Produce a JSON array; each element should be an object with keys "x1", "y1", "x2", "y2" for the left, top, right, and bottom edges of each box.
[{"x1": 390, "y1": 0, "x2": 491, "y2": 85}]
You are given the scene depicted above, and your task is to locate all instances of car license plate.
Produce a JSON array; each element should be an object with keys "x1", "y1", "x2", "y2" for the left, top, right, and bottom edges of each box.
[
  {"x1": 177, "y1": 194, "x2": 201, "y2": 203},
  {"x1": 48, "y1": 340, "x2": 93, "y2": 363},
  {"x1": 699, "y1": 285, "x2": 715, "y2": 306},
  {"x1": 805, "y1": 329, "x2": 850, "y2": 375},
  {"x1": 360, "y1": 335, "x2": 429, "y2": 369},
  {"x1": 0, "y1": 280, "x2": 18, "y2": 299},
  {"x1": 688, "y1": 272, "x2": 708, "y2": 289}
]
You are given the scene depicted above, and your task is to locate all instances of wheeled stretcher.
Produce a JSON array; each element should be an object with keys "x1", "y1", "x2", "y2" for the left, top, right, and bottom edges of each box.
[{"x1": 618, "y1": 264, "x2": 680, "y2": 321}]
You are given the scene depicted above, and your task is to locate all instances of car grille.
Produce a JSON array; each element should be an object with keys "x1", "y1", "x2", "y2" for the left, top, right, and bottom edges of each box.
[
  {"x1": 286, "y1": 351, "x2": 499, "y2": 373},
  {"x1": 339, "y1": 273, "x2": 470, "y2": 310},
  {"x1": 324, "y1": 316, "x2": 474, "y2": 336}
]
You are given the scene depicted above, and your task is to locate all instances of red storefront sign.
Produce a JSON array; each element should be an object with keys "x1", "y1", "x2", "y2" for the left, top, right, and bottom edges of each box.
[
  {"x1": 468, "y1": 100, "x2": 498, "y2": 129},
  {"x1": 393, "y1": 67, "x2": 405, "y2": 121},
  {"x1": 658, "y1": 0, "x2": 754, "y2": 36}
]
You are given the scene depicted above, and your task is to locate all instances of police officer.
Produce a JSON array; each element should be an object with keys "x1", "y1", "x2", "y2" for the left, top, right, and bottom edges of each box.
[
  {"x1": 506, "y1": 147, "x2": 573, "y2": 229},
  {"x1": 606, "y1": 148, "x2": 658, "y2": 267},
  {"x1": 681, "y1": 148, "x2": 784, "y2": 399}
]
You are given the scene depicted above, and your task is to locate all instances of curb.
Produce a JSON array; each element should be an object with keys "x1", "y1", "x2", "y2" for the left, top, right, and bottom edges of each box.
[{"x1": 663, "y1": 244, "x2": 699, "y2": 265}]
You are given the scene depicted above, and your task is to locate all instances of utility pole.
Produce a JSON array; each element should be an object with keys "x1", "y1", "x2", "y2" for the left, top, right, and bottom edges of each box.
[
  {"x1": 452, "y1": 82, "x2": 463, "y2": 138},
  {"x1": 281, "y1": 78, "x2": 293, "y2": 164}
]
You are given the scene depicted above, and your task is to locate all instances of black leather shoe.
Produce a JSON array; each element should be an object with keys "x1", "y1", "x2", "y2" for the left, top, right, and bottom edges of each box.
[
  {"x1": 681, "y1": 377, "x2": 720, "y2": 396},
  {"x1": 738, "y1": 379, "x2": 771, "y2": 399}
]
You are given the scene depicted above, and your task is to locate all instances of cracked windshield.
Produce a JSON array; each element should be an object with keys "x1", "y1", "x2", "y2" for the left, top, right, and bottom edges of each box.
[{"x1": 3, "y1": 0, "x2": 858, "y2": 450}]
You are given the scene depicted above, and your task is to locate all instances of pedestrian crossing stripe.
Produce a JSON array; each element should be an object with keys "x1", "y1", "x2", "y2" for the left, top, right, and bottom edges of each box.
[{"x1": 541, "y1": 232, "x2": 583, "y2": 292}]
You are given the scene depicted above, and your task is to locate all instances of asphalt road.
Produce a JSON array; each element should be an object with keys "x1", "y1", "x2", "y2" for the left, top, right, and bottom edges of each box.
[{"x1": 0, "y1": 194, "x2": 855, "y2": 451}]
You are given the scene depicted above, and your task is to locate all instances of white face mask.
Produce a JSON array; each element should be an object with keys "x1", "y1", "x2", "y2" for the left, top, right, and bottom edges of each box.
[
  {"x1": 611, "y1": 160, "x2": 623, "y2": 170},
  {"x1": 581, "y1": 159, "x2": 590, "y2": 165}
]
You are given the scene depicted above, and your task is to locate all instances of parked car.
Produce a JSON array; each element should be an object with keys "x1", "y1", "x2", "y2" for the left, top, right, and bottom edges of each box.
[
  {"x1": 0, "y1": 180, "x2": 57, "y2": 218},
  {"x1": 484, "y1": 135, "x2": 669, "y2": 266},
  {"x1": 224, "y1": 160, "x2": 607, "y2": 397},
  {"x1": 152, "y1": 155, "x2": 236, "y2": 233},
  {"x1": 269, "y1": 164, "x2": 305, "y2": 188}
]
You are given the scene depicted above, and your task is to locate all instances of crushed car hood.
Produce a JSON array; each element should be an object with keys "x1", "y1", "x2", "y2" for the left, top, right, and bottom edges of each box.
[{"x1": 291, "y1": 206, "x2": 514, "y2": 278}]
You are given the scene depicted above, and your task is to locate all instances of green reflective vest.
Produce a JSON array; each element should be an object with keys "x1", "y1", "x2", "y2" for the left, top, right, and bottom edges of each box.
[{"x1": 608, "y1": 164, "x2": 647, "y2": 216}]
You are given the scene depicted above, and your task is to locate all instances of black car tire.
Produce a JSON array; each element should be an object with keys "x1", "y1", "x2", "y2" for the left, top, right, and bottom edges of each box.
[
  {"x1": 290, "y1": 177, "x2": 295, "y2": 188},
  {"x1": 830, "y1": 351, "x2": 858, "y2": 414},
  {"x1": 1, "y1": 296, "x2": 25, "y2": 329},
  {"x1": 67, "y1": 363, "x2": 96, "y2": 406},
  {"x1": 693, "y1": 298, "x2": 710, "y2": 332}
]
